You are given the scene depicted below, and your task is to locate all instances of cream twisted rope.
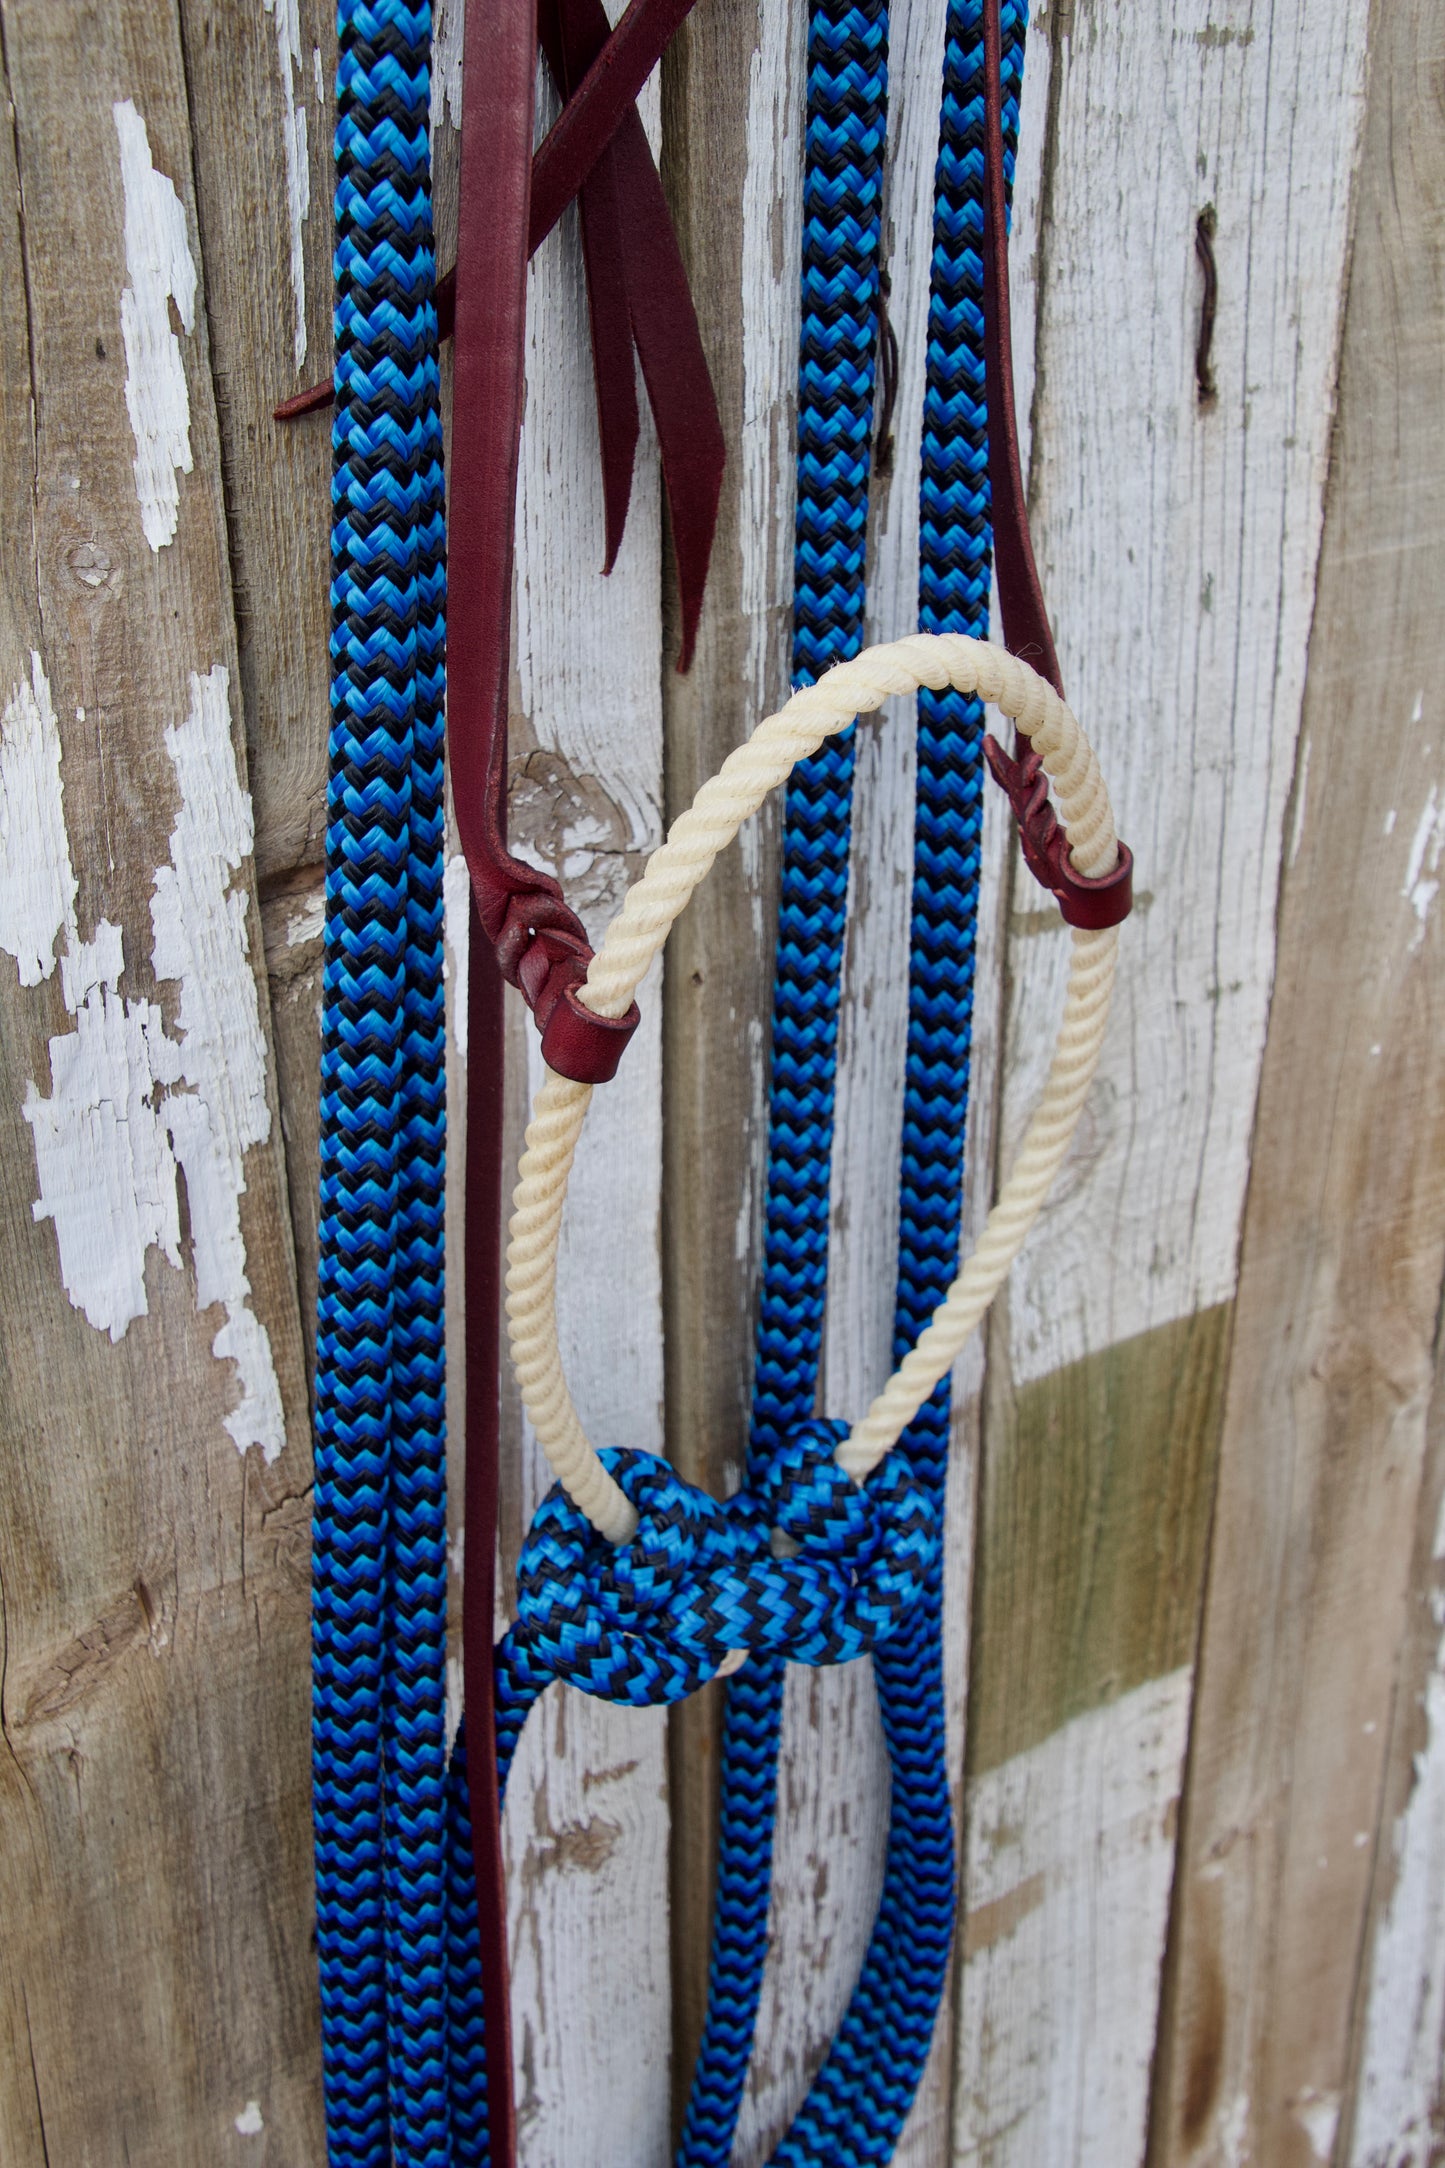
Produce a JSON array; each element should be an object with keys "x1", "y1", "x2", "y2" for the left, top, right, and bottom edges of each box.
[{"x1": 505, "y1": 634, "x2": 1121, "y2": 1543}]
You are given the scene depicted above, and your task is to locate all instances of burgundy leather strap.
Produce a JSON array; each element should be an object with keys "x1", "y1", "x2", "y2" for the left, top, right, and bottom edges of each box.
[{"x1": 979, "y1": 0, "x2": 1132, "y2": 930}]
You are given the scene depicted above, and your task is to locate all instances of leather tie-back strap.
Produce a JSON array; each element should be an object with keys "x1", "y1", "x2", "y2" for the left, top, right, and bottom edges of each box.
[{"x1": 979, "y1": 0, "x2": 1132, "y2": 930}]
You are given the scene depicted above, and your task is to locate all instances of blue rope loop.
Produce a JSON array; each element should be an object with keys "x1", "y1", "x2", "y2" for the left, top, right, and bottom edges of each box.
[{"x1": 498, "y1": 1431, "x2": 936, "y2": 1704}]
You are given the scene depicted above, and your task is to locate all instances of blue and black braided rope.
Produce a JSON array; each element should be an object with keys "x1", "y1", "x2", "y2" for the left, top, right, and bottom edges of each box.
[{"x1": 313, "y1": 5, "x2": 484, "y2": 2160}]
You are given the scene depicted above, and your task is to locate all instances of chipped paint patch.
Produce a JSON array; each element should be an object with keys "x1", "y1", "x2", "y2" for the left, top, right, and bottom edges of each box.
[
  {"x1": 1401, "y1": 780, "x2": 1444, "y2": 945},
  {"x1": 432, "y1": 0, "x2": 464, "y2": 135},
  {"x1": 263, "y1": 0, "x2": 312, "y2": 371},
  {"x1": 113, "y1": 100, "x2": 195, "y2": 550},
  {"x1": 0, "y1": 654, "x2": 77, "y2": 984},
  {"x1": 285, "y1": 887, "x2": 325, "y2": 948},
  {"x1": 152, "y1": 668, "x2": 283, "y2": 1458},
  {"x1": 234, "y1": 2099, "x2": 264, "y2": 2136},
  {"x1": 1292, "y1": 2088, "x2": 1341, "y2": 2160},
  {"x1": 0, "y1": 657, "x2": 283, "y2": 1453},
  {"x1": 443, "y1": 851, "x2": 470, "y2": 1060}
]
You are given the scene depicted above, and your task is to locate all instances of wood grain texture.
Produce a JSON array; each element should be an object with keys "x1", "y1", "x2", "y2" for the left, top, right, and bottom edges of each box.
[
  {"x1": 179, "y1": 0, "x2": 336, "y2": 886},
  {"x1": 952, "y1": 0, "x2": 1375, "y2": 2158},
  {"x1": 493, "y1": 40, "x2": 676, "y2": 2166},
  {"x1": 1148, "y1": 0, "x2": 1445, "y2": 2158},
  {"x1": 179, "y1": 0, "x2": 337, "y2": 1373},
  {"x1": 0, "y1": 2, "x2": 316, "y2": 2158}
]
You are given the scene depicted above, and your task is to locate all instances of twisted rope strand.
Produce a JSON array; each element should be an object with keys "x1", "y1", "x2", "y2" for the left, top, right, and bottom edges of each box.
[{"x1": 504, "y1": 633, "x2": 1120, "y2": 1535}]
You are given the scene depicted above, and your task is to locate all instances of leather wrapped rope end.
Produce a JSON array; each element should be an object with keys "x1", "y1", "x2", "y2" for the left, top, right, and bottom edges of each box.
[
  {"x1": 983, "y1": 733, "x2": 1134, "y2": 931},
  {"x1": 541, "y1": 982, "x2": 639, "y2": 1083},
  {"x1": 490, "y1": 884, "x2": 641, "y2": 1083}
]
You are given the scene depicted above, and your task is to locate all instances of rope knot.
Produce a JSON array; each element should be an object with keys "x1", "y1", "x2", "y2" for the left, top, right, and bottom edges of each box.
[{"x1": 507, "y1": 1432, "x2": 936, "y2": 1709}]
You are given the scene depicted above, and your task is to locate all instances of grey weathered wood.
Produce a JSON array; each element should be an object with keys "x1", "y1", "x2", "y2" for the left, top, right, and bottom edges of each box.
[
  {"x1": 0, "y1": 2, "x2": 317, "y2": 2158},
  {"x1": 179, "y1": 0, "x2": 337, "y2": 1365},
  {"x1": 1148, "y1": 0, "x2": 1445, "y2": 2159}
]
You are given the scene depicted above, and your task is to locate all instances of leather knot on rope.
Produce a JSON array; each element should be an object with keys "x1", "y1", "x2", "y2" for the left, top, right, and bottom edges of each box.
[
  {"x1": 983, "y1": 738, "x2": 1134, "y2": 930},
  {"x1": 509, "y1": 1425, "x2": 936, "y2": 1706}
]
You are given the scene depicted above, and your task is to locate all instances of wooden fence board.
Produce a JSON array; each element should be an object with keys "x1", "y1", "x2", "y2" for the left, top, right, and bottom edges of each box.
[
  {"x1": 491, "y1": 42, "x2": 676, "y2": 2165},
  {"x1": 177, "y1": 0, "x2": 337, "y2": 1368},
  {"x1": 954, "y1": 0, "x2": 1374, "y2": 2160},
  {"x1": 0, "y1": 1, "x2": 316, "y2": 2156},
  {"x1": 1149, "y1": 0, "x2": 1445, "y2": 2157}
]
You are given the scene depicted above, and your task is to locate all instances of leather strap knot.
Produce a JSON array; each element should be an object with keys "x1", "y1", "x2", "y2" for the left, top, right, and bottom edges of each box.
[{"x1": 983, "y1": 736, "x2": 1134, "y2": 930}]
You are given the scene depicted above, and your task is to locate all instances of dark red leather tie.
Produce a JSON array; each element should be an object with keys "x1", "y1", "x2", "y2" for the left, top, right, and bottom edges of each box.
[{"x1": 978, "y1": 0, "x2": 1132, "y2": 931}]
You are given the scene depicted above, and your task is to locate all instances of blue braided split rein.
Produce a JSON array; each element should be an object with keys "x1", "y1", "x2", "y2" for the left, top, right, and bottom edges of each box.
[
  {"x1": 314, "y1": 5, "x2": 489, "y2": 2161},
  {"x1": 311, "y1": 0, "x2": 1032, "y2": 2160}
]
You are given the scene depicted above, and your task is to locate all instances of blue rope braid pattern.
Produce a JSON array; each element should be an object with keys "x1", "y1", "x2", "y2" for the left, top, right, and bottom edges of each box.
[
  {"x1": 677, "y1": 3, "x2": 889, "y2": 2156},
  {"x1": 313, "y1": 6, "x2": 487, "y2": 2160},
  {"x1": 678, "y1": 3, "x2": 1029, "y2": 2160}
]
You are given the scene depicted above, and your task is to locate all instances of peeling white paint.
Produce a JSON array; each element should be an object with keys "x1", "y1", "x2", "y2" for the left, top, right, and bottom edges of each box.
[
  {"x1": 432, "y1": 0, "x2": 465, "y2": 135},
  {"x1": 312, "y1": 47, "x2": 325, "y2": 104},
  {"x1": 234, "y1": 2099, "x2": 264, "y2": 2136},
  {"x1": 113, "y1": 100, "x2": 196, "y2": 551},
  {"x1": 0, "y1": 653, "x2": 77, "y2": 984},
  {"x1": 1292, "y1": 2088, "x2": 1341, "y2": 2160},
  {"x1": 1401, "y1": 781, "x2": 1444, "y2": 943},
  {"x1": 263, "y1": 0, "x2": 311, "y2": 371},
  {"x1": 152, "y1": 668, "x2": 283, "y2": 1457},
  {"x1": 1288, "y1": 736, "x2": 1311, "y2": 867},
  {"x1": 26, "y1": 975, "x2": 184, "y2": 1342},
  {"x1": 442, "y1": 851, "x2": 470, "y2": 1060},
  {"x1": 1, "y1": 656, "x2": 283, "y2": 1453},
  {"x1": 285, "y1": 887, "x2": 325, "y2": 948}
]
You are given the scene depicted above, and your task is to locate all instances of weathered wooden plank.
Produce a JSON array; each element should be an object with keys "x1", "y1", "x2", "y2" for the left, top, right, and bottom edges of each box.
[
  {"x1": 0, "y1": 1, "x2": 316, "y2": 2157},
  {"x1": 178, "y1": 0, "x2": 336, "y2": 1364},
  {"x1": 179, "y1": 0, "x2": 335, "y2": 886},
  {"x1": 954, "y1": 0, "x2": 1375, "y2": 2159},
  {"x1": 483, "y1": 40, "x2": 676, "y2": 2165},
  {"x1": 1147, "y1": 0, "x2": 1445, "y2": 2156}
]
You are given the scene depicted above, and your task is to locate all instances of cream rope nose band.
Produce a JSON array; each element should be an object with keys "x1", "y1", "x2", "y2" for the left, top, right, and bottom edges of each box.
[{"x1": 505, "y1": 633, "x2": 1122, "y2": 1545}]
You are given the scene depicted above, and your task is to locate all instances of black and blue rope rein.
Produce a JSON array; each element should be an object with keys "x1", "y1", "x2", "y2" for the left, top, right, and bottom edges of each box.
[{"x1": 312, "y1": 0, "x2": 1033, "y2": 2161}]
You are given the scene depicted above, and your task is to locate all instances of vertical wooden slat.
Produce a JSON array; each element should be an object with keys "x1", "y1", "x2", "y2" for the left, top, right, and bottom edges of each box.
[
  {"x1": 659, "y1": 0, "x2": 797, "y2": 2103},
  {"x1": 179, "y1": 0, "x2": 336, "y2": 1364},
  {"x1": 1148, "y1": 0, "x2": 1445, "y2": 2158},
  {"x1": 953, "y1": 0, "x2": 1374, "y2": 2161},
  {"x1": 488, "y1": 40, "x2": 677, "y2": 2167},
  {"x1": 0, "y1": 1, "x2": 316, "y2": 2156}
]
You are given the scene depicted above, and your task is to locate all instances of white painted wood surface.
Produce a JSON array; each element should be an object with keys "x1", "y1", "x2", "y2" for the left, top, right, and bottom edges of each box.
[
  {"x1": 950, "y1": 3, "x2": 1375, "y2": 2164},
  {"x1": 999, "y1": 0, "x2": 1372, "y2": 1384},
  {"x1": 955, "y1": 1671, "x2": 1193, "y2": 2164},
  {"x1": 449, "y1": 38, "x2": 676, "y2": 2166}
]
